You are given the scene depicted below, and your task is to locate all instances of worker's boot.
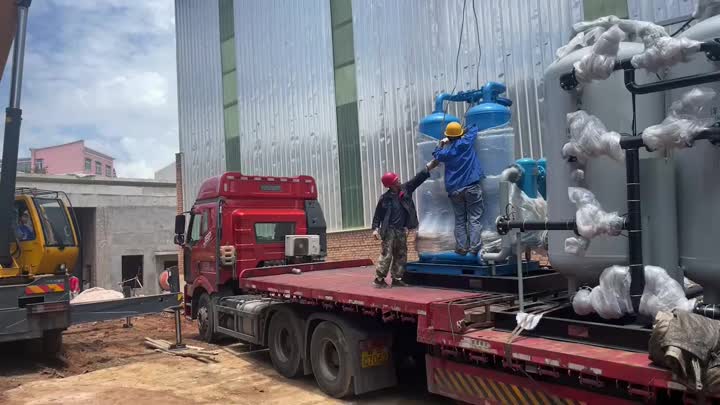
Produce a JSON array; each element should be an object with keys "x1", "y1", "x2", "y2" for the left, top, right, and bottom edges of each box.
[
  {"x1": 373, "y1": 278, "x2": 389, "y2": 288},
  {"x1": 391, "y1": 278, "x2": 408, "y2": 287},
  {"x1": 454, "y1": 248, "x2": 468, "y2": 256}
]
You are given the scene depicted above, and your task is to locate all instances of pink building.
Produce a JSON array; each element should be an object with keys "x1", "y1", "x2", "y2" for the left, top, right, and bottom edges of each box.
[{"x1": 30, "y1": 141, "x2": 116, "y2": 177}]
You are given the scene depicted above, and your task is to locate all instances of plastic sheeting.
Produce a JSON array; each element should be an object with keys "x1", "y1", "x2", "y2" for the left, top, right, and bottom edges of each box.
[
  {"x1": 643, "y1": 87, "x2": 717, "y2": 151},
  {"x1": 572, "y1": 265, "x2": 695, "y2": 319},
  {"x1": 565, "y1": 187, "x2": 624, "y2": 257},
  {"x1": 415, "y1": 128, "x2": 515, "y2": 253},
  {"x1": 564, "y1": 110, "x2": 624, "y2": 163},
  {"x1": 630, "y1": 36, "x2": 701, "y2": 72},
  {"x1": 573, "y1": 25, "x2": 626, "y2": 83}
]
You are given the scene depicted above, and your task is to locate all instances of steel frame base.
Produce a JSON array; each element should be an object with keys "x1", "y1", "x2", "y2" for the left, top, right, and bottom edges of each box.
[
  {"x1": 404, "y1": 268, "x2": 563, "y2": 295},
  {"x1": 493, "y1": 300, "x2": 653, "y2": 352}
]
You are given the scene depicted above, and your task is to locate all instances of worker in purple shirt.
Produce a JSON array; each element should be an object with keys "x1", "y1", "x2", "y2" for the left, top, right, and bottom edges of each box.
[{"x1": 433, "y1": 122, "x2": 485, "y2": 256}]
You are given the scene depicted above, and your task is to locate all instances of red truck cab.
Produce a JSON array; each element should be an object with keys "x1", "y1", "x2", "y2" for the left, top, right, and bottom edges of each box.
[{"x1": 175, "y1": 172, "x2": 327, "y2": 339}]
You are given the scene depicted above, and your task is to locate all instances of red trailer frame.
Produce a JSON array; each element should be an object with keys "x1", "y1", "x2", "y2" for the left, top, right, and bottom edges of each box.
[{"x1": 238, "y1": 260, "x2": 700, "y2": 404}]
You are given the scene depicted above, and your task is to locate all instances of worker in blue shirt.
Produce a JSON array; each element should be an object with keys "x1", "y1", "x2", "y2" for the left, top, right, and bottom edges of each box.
[{"x1": 433, "y1": 122, "x2": 484, "y2": 256}]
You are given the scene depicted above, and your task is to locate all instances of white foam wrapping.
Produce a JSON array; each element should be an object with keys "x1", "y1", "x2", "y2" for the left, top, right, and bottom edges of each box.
[
  {"x1": 640, "y1": 265, "x2": 697, "y2": 317},
  {"x1": 564, "y1": 236, "x2": 590, "y2": 256},
  {"x1": 70, "y1": 287, "x2": 124, "y2": 304},
  {"x1": 573, "y1": 25, "x2": 626, "y2": 83},
  {"x1": 564, "y1": 110, "x2": 624, "y2": 163},
  {"x1": 643, "y1": 87, "x2": 717, "y2": 151},
  {"x1": 631, "y1": 37, "x2": 702, "y2": 72},
  {"x1": 569, "y1": 187, "x2": 624, "y2": 239},
  {"x1": 572, "y1": 265, "x2": 695, "y2": 319},
  {"x1": 694, "y1": 0, "x2": 720, "y2": 20}
]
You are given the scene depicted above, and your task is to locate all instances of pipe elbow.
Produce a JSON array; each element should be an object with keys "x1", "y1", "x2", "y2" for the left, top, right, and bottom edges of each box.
[
  {"x1": 434, "y1": 93, "x2": 452, "y2": 113},
  {"x1": 481, "y1": 245, "x2": 512, "y2": 263}
]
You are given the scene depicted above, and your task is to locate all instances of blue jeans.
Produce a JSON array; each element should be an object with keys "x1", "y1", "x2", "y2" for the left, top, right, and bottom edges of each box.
[{"x1": 449, "y1": 182, "x2": 484, "y2": 253}]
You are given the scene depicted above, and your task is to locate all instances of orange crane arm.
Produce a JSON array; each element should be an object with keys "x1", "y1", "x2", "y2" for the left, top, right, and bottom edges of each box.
[{"x1": 0, "y1": 1, "x2": 18, "y2": 81}]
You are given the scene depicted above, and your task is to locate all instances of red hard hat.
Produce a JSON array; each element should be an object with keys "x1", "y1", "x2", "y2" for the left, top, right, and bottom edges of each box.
[
  {"x1": 381, "y1": 172, "x2": 399, "y2": 188},
  {"x1": 69, "y1": 276, "x2": 80, "y2": 293}
]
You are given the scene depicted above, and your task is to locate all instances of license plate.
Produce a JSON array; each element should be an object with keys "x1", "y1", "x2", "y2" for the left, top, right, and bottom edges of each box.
[{"x1": 361, "y1": 350, "x2": 389, "y2": 368}]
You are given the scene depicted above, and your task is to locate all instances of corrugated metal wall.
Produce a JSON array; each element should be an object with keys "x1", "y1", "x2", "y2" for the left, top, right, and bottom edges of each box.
[
  {"x1": 628, "y1": 0, "x2": 696, "y2": 22},
  {"x1": 352, "y1": 0, "x2": 584, "y2": 228},
  {"x1": 233, "y1": 0, "x2": 343, "y2": 231},
  {"x1": 175, "y1": 0, "x2": 226, "y2": 210}
]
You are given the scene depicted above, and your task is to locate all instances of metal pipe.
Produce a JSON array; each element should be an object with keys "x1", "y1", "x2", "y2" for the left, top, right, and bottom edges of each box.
[
  {"x1": 625, "y1": 147, "x2": 644, "y2": 311},
  {"x1": 516, "y1": 235, "x2": 524, "y2": 312},
  {"x1": 624, "y1": 68, "x2": 720, "y2": 95},
  {"x1": 0, "y1": 1, "x2": 31, "y2": 267},
  {"x1": 433, "y1": 93, "x2": 452, "y2": 113},
  {"x1": 483, "y1": 180, "x2": 513, "y2": 263},
  {"x1": 8, "y1": 1, "x2": 29, "y2": 108},
  {"x1": 694, "y1": 303, "x2": 720, "y2": 320},
  {"x1": 497, "y1": 218, "x2": 577, "y2": 235}
]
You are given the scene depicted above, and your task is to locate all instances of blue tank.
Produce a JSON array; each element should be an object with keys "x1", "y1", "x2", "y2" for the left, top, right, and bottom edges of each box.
[
  {"x1": 537, "y1": 158, "x2": 547, "y2": 198},
  {"x1": 418, "y1": 93, "x2": 460, "y2": 140},
  {"x1": 464, "y1": 82, "x2": 512, "y2": 131},
  {"x1": 515, "y1": 158, "x2": 538, "y2": 198}
]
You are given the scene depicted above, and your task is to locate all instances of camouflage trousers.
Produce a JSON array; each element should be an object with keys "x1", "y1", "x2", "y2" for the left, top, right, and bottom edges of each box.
[{"x1": 376, "y1": 228, "x2": 408, "y2": 280}]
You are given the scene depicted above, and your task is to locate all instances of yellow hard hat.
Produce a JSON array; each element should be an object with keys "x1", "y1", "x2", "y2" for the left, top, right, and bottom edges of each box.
[{"x1": 444, "y1": 122, "x2": 464, "y2": 138}]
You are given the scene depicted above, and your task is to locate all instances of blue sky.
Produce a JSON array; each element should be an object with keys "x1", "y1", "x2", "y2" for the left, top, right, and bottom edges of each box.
[{"x1": 0, "y1": 0, "x2": 177, "y2": 178}]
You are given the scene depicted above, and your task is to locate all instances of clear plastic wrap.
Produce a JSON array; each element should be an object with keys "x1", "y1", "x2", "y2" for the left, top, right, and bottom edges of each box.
[
  {"x1": 568, "y1": 187, "x2": 624, "y2": 240},
  {"x1": 572, "y1": 265, "x2": 696, "y2": 319},
  {"x1": 573, "y1": 25, "x2": 626, "y2": 83},
  {"x1": 564, "y1": 235, "x2": 590, "y2": 256},
  {"x1": 509, "y1": 183, "x2": 548, "y2": 249},
  {"x1": 642, "y1": 87, "x2": 716, "y2": 151},
  {"x1": 556, "y1": 26, "x2": 607, "y2": 59},
  {"x1": 630, "y1": 37, "x2": 702, "y2": 72},
  {"x1": 564, "y1": 110, "x2": 624, "y2": 163},
  {"x1": 572, "y1": 15, "x2": 621, "y2": 33},
  {"x1": 577, "y1": 265, "x2": 634, "y2": 319},
  {"x1": 640, "y1": 265, "x2": 696, "y2": 318}
]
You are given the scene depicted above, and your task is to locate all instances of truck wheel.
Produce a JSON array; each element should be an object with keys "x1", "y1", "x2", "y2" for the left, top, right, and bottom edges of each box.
[
  {"x1": 197, "y1": 293, "x2": 217, "y2": 343},
  {"x1": 268, "y1": 310, "x2": 303, "y2": 378},
  {"x1": 42, "y1": 330, "x2": 63, "y2": 355},
  {"x1": 310, "y1": 321, "x2": 353, "y2": 398}
]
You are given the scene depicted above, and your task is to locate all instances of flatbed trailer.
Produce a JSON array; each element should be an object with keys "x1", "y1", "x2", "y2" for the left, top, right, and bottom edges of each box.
[{"x1": 205, "y1": 259, "x2": 700, "y2": 404}]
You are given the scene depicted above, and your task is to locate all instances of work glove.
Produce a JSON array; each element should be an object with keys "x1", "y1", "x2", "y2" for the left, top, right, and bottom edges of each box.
[{"x1": 372, "y1": 229, "x2": 380, "y2": 240}]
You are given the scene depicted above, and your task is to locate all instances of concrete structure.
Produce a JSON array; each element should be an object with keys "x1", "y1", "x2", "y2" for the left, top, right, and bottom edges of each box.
[
  {"x1": 16, "y1": 174, "x2": 177, "y2": 295},
  {"x1": 0, "y1": 157, "x2": 32, "y2": 173},
  {"x1": 30, "y1": 140, "x2": 116, "y2": 177},
  {"x1": 154, "y1": 162, "x2": 176, "y2": 182}
]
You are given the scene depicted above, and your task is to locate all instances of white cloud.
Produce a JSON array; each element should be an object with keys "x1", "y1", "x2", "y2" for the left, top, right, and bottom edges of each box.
[{"x1": 5, "y1": 0, "x2": 178, "y2": 178}]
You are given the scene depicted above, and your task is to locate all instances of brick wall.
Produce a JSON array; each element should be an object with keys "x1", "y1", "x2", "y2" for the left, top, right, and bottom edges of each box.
[{"x1": 326, "y1": 229, "x2": 419, "y2": 264}]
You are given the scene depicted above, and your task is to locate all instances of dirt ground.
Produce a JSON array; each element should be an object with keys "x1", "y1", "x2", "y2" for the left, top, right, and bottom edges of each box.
[{"x1": 0, "y1": 313, "x2": 450, "y2": 405}]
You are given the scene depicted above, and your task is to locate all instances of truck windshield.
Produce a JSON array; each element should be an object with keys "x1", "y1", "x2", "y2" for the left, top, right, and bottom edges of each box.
[
  {"x1": 34, "y1": 198, "x2": 75, "y2": 247},
  {"x1": 255, "y1": 222, "x2": 295, "y2": 244}
]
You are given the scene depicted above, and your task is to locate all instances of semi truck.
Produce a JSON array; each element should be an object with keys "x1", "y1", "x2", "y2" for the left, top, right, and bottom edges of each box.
[{"x1": 177, "y1": 172, "x2": 694, "y2": 404}]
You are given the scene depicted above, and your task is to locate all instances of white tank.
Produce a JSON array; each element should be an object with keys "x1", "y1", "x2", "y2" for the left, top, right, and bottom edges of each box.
[
  {"x1": 667, "y1": 15, "x2": 720, "y2": 303},
  {"x1": 542, "y1": 43, "x2": 667, "y2": 288}
]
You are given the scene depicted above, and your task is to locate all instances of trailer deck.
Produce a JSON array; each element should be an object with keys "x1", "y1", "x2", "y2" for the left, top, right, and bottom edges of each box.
[{"x1": 238, "y1": 260, "x2": 694, "y2": 401}]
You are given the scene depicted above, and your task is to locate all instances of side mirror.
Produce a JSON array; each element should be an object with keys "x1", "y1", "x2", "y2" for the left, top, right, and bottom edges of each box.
[{"x1": 174, "y1": 214, "x2": 186, "y2": 245}]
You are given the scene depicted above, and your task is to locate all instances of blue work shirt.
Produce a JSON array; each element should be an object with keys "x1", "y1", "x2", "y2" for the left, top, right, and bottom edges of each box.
[{"x1": 432, "y1": 125, "x2": 485, "y2": 194}]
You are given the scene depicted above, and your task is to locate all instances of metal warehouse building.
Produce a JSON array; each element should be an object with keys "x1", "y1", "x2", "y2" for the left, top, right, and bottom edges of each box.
[{"x1": 174, "y1": 0, "x2": 695, "y2": 232}]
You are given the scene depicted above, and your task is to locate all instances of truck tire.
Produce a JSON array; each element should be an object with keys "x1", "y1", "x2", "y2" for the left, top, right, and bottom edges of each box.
[
  {"x1": 42, "y1": 330, "x2": 63, "y2": 355},
  {"x1": 268, "y1": 310, "x2": 303, "y2": 378},
  {"x1": 197, "y1": 293, "x2": 218, "y2": 343},
  {"x1": 310, "y1": 321, "x2": 353, "y2": 398}
]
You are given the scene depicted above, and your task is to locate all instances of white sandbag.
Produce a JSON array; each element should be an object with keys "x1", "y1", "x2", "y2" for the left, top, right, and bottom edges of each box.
[
  {"x1": 564, "y1": 110, "x2": 624, "y2": 163},
  {"x1": 70, "y1": 287, "x2": 124, "y2": 304},
  {"x1": 573, "y1": 25, "x2": 626, "y2": 83},
  {"x1": 640, "y1": 265, "x2": 696, "y2": 318},
  {"x1": 643, "y1": 87, "x2": 716, "y2": 151}
]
